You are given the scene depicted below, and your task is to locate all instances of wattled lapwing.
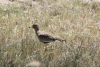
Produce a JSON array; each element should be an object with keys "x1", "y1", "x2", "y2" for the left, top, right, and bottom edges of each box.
[{"x1": 29, "y1": 23, "x2": 66, "y2": 51}]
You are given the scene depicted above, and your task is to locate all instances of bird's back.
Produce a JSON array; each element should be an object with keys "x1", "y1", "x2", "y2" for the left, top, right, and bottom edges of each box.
[{"x1": 36, "y1": 31, "x2": 66, "y2": 43}]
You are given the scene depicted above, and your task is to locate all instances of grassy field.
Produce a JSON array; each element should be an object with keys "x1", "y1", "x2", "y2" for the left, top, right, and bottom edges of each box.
[{"x1": 0, "y1": 0, "x2": 100, "y2": 67}]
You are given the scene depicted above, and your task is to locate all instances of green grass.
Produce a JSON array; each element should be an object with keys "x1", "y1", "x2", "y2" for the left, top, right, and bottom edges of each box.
[{"x1": 0, "y1": 0, "x2": 100, "y2": 67}]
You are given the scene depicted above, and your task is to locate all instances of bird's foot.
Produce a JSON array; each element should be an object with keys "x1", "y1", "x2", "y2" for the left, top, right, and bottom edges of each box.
[{"x1": 45, "y1": 48, "x2": 48, "y2": 52}]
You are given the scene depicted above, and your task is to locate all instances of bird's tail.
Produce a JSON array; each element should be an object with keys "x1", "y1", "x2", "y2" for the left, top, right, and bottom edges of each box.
[{"x1": 55, "y1": 36, "x2": 66, "y2": 42}]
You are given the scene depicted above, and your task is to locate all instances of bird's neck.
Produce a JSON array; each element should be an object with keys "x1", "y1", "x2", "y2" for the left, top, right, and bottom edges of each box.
[{"x1": 35, "y1": 29, "x2": 39, "y2": 35}]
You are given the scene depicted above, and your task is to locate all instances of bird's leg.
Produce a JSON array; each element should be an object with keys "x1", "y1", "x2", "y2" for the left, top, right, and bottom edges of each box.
[{"x1": 45, "y1": 45, "x2": 48, "y2": 51}]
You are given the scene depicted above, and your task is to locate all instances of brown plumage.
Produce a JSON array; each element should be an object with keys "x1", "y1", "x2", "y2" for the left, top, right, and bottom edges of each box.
[{"x1": 29, "y1": 23, "x2": 66, "y2": 51}]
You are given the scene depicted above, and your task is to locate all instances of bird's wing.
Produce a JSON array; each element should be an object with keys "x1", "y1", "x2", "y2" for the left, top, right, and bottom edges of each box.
[
  {"x1": 37, "y1": 31, "x2": 56, "y2": 43},
  {"x1": 37, "y1": 31, "x2": 66, "y2": 42}
]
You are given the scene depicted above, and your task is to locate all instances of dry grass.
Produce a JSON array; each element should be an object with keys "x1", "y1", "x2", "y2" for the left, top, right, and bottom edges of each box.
[{"x1": 0, "y1": 0, "x2": 100, "y2": 67}]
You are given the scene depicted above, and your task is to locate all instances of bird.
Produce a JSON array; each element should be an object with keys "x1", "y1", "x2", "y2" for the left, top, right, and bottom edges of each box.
[{"x1": 29, "y1": 23, "x2": 66, "y2": 51}]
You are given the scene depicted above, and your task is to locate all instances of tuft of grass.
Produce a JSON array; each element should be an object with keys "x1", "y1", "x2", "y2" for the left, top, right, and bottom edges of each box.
[{"x1": 91, "y1": 2, "x2": 98, "y2": 10}]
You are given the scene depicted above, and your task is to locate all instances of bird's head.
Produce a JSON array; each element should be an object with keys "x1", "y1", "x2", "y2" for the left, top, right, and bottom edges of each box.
[{"x1": 29, "y1": 23, "x2": 39, "y2": 31}]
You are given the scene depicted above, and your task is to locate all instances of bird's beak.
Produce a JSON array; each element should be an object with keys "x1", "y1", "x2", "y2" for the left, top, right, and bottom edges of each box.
[{"x1": 29, "y1": 25, "x2": 33, "y2": 28}]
